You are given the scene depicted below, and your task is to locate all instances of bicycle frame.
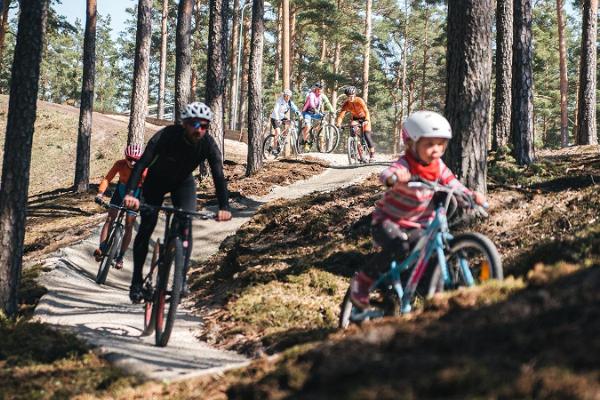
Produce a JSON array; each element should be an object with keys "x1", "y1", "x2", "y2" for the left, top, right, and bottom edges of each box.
[{"x1": 371, "y1": 188, "x2": 476, "y2": 315}]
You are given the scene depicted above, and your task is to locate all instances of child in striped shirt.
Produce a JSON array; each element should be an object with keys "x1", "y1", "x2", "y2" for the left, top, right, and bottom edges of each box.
[{"x1": 350, "y1": 110, "x2": 486, "y2": 308}]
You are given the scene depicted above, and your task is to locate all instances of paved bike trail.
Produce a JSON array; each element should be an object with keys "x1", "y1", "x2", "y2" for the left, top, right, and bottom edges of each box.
[{"x1": 33, "y1": 153, "x2": 391, "y2": 382}]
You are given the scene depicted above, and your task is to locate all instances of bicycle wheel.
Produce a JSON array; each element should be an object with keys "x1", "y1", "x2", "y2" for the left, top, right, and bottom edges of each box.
[
  {"x1": 427, "y1": 232, "x2": 503, "y2": 297},
  {"x1": 339, "y1": 286, "x2": 400, "y2": 329},
  {"x1": 95, "y1": 225, "x2": 123, "y2": 285},
  {"x1": 262, "y1": 134, "x2": 279, "y2": 161},
  {"x1": 316, "y1": 124, "x2": 340, "y2": 153},
  {"x1": 347, "y1": 136, "x2": 359, "y2": 164},
  {"x1": 154, "y1": 237, "x2": 185, "y2": 347},
  {"x1": 296, "y1": 131, "x2": 312, "y2": 154},
  {"x1": 142, "y1": 241, "x2": 161, "y2": 337}
]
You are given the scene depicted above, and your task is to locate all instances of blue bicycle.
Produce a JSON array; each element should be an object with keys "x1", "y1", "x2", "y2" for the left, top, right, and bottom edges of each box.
[{"x1": 339, "y1": 179, "x2": 502, "y2": 328}]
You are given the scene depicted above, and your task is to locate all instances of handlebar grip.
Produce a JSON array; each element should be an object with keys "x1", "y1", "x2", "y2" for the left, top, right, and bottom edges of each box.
[{"x1": 94, "y1": 197, "x2": 103, "y2": 205}]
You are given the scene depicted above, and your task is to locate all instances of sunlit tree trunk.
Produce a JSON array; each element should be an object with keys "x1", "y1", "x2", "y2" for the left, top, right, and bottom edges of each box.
[
  {"x1": 492, "y1": 0, "x2": 513, "y2": 152},
  {"x1": 282, "y1": 0, "x2": 290, "y2": 90},
  {"x1": 362, "y1": 0, "x2": 372, "y2": 102},
  {"x1": 158, "y1": 0, "x2": 168, "y2": 120},
  {"x1": 175, "y1": 0, "x2": 193, "y2": 125},
  {"x1": 274, "y1": 2, "x2": 281, "y2": 83},
  {"x1": 445, "y1": 0, "x2": 493, "y2": 193},
  {"x1": 576, "y1": 0, "x2": 597, "y2": 145},
  {"x1": 74, "y1": 0, "x2": 97, "y2": 192},
  {"x1": 128, "y1": 0, "x2": 152, "y2": 146},
  {"x1": 190, "y1": 0, "x2": 203, "y2": 100},
  {"x1": 0, "y1": 0, "x2": 47, "y2": 317},
  {"x1": 228, "y1": 0, "x2": 240, "y2": 128},
  {"x1": 420, "y1": 6, "x2": 429, "y2": 109},
  {"x1": 556, "y1": 0, "x2": 569, "y2": 147},
  {"x1": 237, "y1": 17, "x2": 250, "y2": 132},
  {"x1": 246, "y1": 0, "x2": 264, "y2": 176},
  {"x1": 206, "y1": 0, "x2": 229, "y2": 156}
]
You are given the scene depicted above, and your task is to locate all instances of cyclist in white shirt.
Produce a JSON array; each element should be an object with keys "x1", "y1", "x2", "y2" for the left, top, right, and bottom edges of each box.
[{"x1": 270, "y1": 89, "x2": 301, "y2": 148}]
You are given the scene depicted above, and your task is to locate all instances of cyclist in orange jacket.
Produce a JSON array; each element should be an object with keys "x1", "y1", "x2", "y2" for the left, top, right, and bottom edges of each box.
[{"x1": 335, "y1": 86, "x2": 376, "y2": 162}]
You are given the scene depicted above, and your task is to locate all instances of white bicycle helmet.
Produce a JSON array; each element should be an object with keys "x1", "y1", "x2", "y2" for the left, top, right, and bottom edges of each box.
[
  {"x1": 283, "y1": 89, "x2": 292, "y2": 96},
  {"x1": 180, "y1": 101, "x2": 213, "y2": 121},
  {"x1": 402, "y1": 110, "x2": 452, "y2": 141}
]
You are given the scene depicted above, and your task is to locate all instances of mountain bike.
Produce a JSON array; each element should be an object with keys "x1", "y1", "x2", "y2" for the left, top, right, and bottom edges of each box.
[
  {"x1": 296, "y1": 112, "x2": 340, "y2": 154},
  {"x1": 94, "y1": 199, "x2": 133, "y2": 285},
  {"x1": 345, "y1": 122, "x2": 369, "y2": 165},
  {"x1": 339, "y1": 179, "x2": 502, "y2": 329},
  {"x1": 262, "y1": 118, "x2": 299, "y2": 160},
  {"x1": 139, "y1": 204, "x2": 215, "y2": 347}
]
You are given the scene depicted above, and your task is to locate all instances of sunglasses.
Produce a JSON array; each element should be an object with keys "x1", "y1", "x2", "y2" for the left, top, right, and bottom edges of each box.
[{"x1": 190, "y1": 120, "x2": 210, "y2": 129}]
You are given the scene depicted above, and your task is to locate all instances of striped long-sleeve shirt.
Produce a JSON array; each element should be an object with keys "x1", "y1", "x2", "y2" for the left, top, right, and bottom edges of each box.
[{"x1": 373, "y1": 154, "x2": 471, "y2": 229}]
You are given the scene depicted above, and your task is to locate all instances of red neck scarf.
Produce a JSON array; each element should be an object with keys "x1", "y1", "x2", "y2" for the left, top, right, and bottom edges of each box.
[{"x1": 405, "y1": 150, "x2": 440, "y2": 181}]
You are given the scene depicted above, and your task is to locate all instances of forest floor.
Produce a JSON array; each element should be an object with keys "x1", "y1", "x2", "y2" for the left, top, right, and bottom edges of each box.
[{"x1": 2, "y1": 98, "x2": 599, "y2": 398}]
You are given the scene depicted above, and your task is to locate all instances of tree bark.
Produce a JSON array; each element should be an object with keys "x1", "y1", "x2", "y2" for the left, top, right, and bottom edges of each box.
[
  {"x1": 576, "y1": 0, "x2": 598, "y2": 145},
  {"x1": 275, "y1": 2, "x2": 281, "y2": 83},
  {"x1": 492, "y1": 0, "x2": 513, "y2": 152},
  {"x1": 282, "y1": 0, "x2": 290, "y2": 90},
  {"x1": 556, "y1": 0, "x2": 568, "y2": 147},
  {"x1": 74, "y1": 0, "x2": 97, "y2": 193},
  {"x1": 0, "y1": 0, "x2": 47, "y2": 317},
  {"x1": 228, "y1": 0, "x2": 240, "y2": 128},
  {"x1": 206, "y1": 0, "x2": 229, "y2": 156},
  {"x1": 420, "y1": 6, "x2": 429, "y2": 110},
  {"x1": 289, "y1": 6, "x2": 296, "y2": 90},
  {"x1": 362, "y1": 0, "x2": 372, "y2": 102},
  {"x1": 246, "y1": 0, "x2": 264, "y2": 176},
  {"x1": 511, "y1": 0, "x2": 535, "y2": 165},
  {"x1": 175, "y1": 0, "x2": 193, "y2": 124},
  {"x1": 128, "y1": 0, "x2": 152, "y2": 146},
  {"x1": 0, "y1": 0, "x2": 11, "y2": 78},
  {"x1": 444, "y1": 0, "x2": 493, "y2": 193},
  {"x1": 158, "y1": 0, "x2": 169, "y2": 120},
  {"x1": 237, "y1": 18, "x2": 250, "y2": 132}
]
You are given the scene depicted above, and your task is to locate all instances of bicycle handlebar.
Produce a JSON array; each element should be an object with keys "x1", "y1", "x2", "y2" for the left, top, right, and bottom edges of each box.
[
  {"x1": 139, "y1": 203, "x2": 216, "y2": 220},
  {"x1": 94, "y1": 197, "x2": 138, "y2": 215}
]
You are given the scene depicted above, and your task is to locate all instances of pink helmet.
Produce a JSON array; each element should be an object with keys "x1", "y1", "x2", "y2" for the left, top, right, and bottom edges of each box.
[{"x1": 125, "y1": 143, "x2": 143, "y2": 160}]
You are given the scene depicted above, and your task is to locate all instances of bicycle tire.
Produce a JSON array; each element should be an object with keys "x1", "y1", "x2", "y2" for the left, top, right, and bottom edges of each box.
[
  {"x1": 339, "y1": 287, "x2": 354, "y2": 329},
  {"x1": 339, "y1": 285, "x2": 400, "y2": 329},
  {"x1": 347, "y1": 136, "x2": 359, "y2": 164},
  {"x1": 95, "y1": 225, "x2": 122, "y2": 285},
  {"x1": 427, "y1": 232, "x2": 503, "y2": 297},
  {"x1": 316, "y1": 124, "x2": 340, "y2": 153},
  {"x1": 154, "y1": 237, "x2": 185, "y2": 347},
  {"x1": 141, "y1": 241, "x2": 161, "y2": 337},
  {"x1": 296, "y1": 131, "x2": 311, "y2": 154},
  {"x1": 262, "y1": 134, "x2": 279, "y2": 161}
]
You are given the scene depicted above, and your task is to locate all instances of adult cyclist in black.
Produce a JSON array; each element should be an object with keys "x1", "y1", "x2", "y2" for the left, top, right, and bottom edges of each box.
[{"x1": 123, "y1": 101, "x2": 232, "y2": 303}]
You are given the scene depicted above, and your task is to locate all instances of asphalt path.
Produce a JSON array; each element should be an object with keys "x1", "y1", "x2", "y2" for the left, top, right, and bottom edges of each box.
[{"x1": 33, "y1": 153, "x2": 392, "y2": 381}]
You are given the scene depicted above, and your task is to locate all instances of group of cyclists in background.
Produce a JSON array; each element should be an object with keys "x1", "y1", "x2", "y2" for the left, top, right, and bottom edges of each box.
[
  {"x1": 269, "y1": 82, "x2": 377, "y2": 162},
  {"x1": 93, "y1": 83, "x2": 493, "y2": 334}
]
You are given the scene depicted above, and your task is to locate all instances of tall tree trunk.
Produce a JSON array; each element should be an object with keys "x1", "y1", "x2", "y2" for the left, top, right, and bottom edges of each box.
[
  {"x1": 158, "y1": 0, "x2": 168, "y2": 120},
  {"x1": 191, "y1": 0, "x2": 203, "y2": 100},
  {"x1": 175, "y1": 0, "x2": 193, "y2": 124},
  {"x1": 289, "y1": 6, "x2": 296, "y2": 90},
  {"x1": 511, "y1": 0, "x2": 535, "y2": 165},
  {"x1": 556, "y1": 0, "x2": 569, "y2": 147},
  {"x1": 0, "y1": 0, "x2": 47, "y2": 317},
  {"x1": 492, "y1": 0, "x2": 513, "y2": 152},
  {"x1": 74, "y1": 0, "x2": 97, "y2": 193},
  {"x1": 420, "y1": 6, "x2": 429, "y2": 109},
  {"x1": 362, "y1": 0, "x2": 372, "y2": 102},
  {"x1": 444, "y1": 0, "x2": 493, "y2": 193},
  {"x1": 320, "y1": 31, "x2": 327, "y2": 64},
  {"x1": 576, "y1": 0, "x2": 598, "y2": 145},
  {"x1": 246, "y1": 0, "x2": 264, "y2": 176},
  {"x1": 572, "y1": 56, "x2": 580, "y2": 139},
  {"x1": 228, "y1": 0, "x2": 240, "y2": 128},
  {"x1": 128, "y1": 0, "x2": 152, "y2": 146},
  {"x1": 275, "y1": 2, "x2": 281, "y2": 83},
  {"x1": 0, "y1": 0, "x2": 11, "y2": 79},
  {"x1": 399, "y1": 0, "x2": 408, "y2": 133},
  {"x1": 332, "y1": 39, "x2": 341, "y2": 108},
  {"x1": 282, "y1": 0, "x2": 290, "y2": 90},
  {"x1": 206, "y1": 0, "x2": 229, "y2": 156},
  {"x1": 237, "y1": 18, "x2": 250, "y2": 132}
]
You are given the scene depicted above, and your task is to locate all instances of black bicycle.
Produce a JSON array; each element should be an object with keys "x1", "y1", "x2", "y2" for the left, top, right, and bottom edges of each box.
[
  {"x1": 94, "y1": 199, "x2": 133, "y2": 285},
  {"x1": 139, "y1": 204, "x2": 215, "y2": 347},
  {"x1": 344, "y1": 123, "x2": 369, "y2": 165}
]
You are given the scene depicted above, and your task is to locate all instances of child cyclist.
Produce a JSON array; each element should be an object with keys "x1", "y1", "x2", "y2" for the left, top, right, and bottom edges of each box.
[
  {"x1": 350, "y1": 110, "x2": 486, "y2": 308},
  {"x1": 94, "y1": 144, "x2": 147, "y2": 270}
]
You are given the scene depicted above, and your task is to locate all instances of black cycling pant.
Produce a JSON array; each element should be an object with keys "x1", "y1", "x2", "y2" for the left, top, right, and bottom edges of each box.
[
  {"x1": 352, "y1": 118, "x2": 375, "y2": 150},
  {"x1": 132, "y1": 175, "x2": 197, "y2": 286},
  {"x1": 366, "y1": 221, "x2": 422, "y2": 279}
]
